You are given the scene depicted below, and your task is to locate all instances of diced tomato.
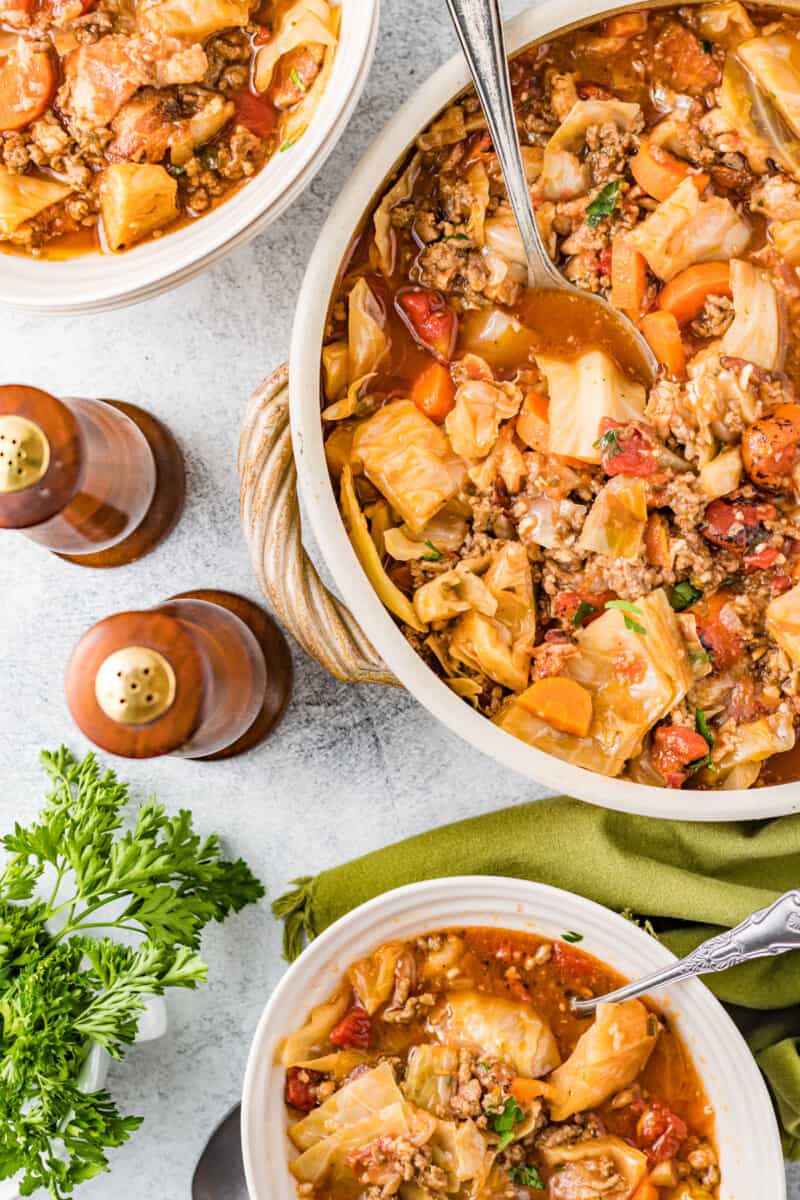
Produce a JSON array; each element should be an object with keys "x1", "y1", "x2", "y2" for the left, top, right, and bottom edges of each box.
[
  {"x1": 396, "y1": 288, "x2": 458, "y2": 363},
  {"x1": 652, "y1": 21, "x2": 721, "y2": 95},
  {"x1": 742, "y1": 404, "x2": 800, "y2": 491},
  {"x1": 329, "y1": 1004, "x2": 371, "y2": 1049},
  {"x1": 597, "y1": 418, "x2": 660, "y2": 478},
  {"x1": 690, "y1": 590, "x2": 743, "y2": 672},
  {"x1": 636, "y1": 1100, "x2": 689, "y2": 1162},
  {"x1": 554, "y1": 590, "x2": 616, "y2": 627},
  {"x1": 652, "y1": 725, "x2": 710, "y2": 788},
  {"x1": 553, "y1": 941, "x2": 597, "y2": 980},
  {"x1": 284, "y1": 1066, "x2": 324, "y2": 1113},
  {"x1": 701, "y1": 494, "x2": 777, "y2": 554},
  {"x1": 744, "y1": 545, "x2": 779, "y2": 572},
  {"x1": 253, "y1": 24, "x2": 272, "y2": 43},
  {"x1": 577, "y1": 81, "x2": 614, "y2": 99},
  {"x1": 233, "y1": 88, "x2": 277, "y2": 139}
]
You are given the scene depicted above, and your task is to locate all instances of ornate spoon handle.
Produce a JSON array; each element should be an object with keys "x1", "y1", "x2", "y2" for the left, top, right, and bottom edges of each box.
[{"x1": 571, "y1": 890, "x2": 800, "y2": 1017}]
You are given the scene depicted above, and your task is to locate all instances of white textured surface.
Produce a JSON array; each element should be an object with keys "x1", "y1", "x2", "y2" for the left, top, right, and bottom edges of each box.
[{"x1": 0, "y1": 1, "x2": 797, "y2": 1196}]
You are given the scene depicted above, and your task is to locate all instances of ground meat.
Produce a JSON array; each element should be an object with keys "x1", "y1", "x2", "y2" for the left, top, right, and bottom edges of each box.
[
  {"x1": 416, "y1": 241, "x2": 522, "y2": 310},
  {"x1": 691, "y1": 293, "x2": 734, "y2": 339},
  {"x1": 347, "y1": 1137, "x2": 448, "y2": 1196}
]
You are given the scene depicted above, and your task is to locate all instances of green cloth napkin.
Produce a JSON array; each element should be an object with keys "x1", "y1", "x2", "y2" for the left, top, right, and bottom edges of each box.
[{"x1": 273, "y1": 796, "x2": 800, "y2": 1158}]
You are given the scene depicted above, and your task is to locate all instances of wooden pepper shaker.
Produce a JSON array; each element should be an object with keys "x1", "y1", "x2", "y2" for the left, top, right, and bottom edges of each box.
[
  {"x1": 0, "y1": 384, "x2": 184, "y2": 566},
  {"x1": 66, "y1": 590, "x2": 293, "y2": 760}
]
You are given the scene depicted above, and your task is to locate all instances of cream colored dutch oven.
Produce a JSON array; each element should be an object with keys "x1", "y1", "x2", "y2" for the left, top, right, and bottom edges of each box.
[
  {"x1": 239, "y1": 0, "x2": 800, "y2": 823},
  {"x1": 0, "y1": 0, "x2": 379, "y2": 314}
]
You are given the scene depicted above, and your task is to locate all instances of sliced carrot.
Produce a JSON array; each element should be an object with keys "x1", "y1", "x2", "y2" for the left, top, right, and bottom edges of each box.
[
  {"x1": 410, "y1": 360, "x2": 455, "y2": 424},
  {"x1": 516, "y1": 677, "x2": 594, "y2": 738},
  {"x1": 516, "y1": 392, "x2": 549, "y2": 451},
  {"x1": 610, "y1": 237, "x2": 647, "y2": 319},
  {"x1": 0, "y1": 39, "x2": 56, "y2": 132},
  {"x1": 510, "y1": 1077, "x2": 548, "y2": 1105},
  {"x1": 630, "y1": 138, "x2": 709, "y2": 203},
  {"x1": 605, "y1": 10, "x2": 648, "y2": 36},
  {"x1": 640, "y1": 310, "x2": 686, "y2": 378},
  {"x1": 644, "y1": 512, "x2": 671, "y2": 569},
  {"x1": 631, "y1": 1183, "x2": 659, "y2": 1200},
  {"x1": 656, "y1": 261, "x2": 731, "y2": 325}
]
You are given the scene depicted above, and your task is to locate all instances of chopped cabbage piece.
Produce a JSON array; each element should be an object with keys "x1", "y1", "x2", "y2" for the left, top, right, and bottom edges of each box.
[
  {"x1": 716, "y1": 707, "x2": 796, "y2": 770},
  {"x1": 546, "y1": 1001, "x2": 660, "y2": 1121},
  {"x1": 541, "y1": 1134, "x2": 649, "y2": 1194},
  {"x1": 292, "y1": 1100, "x2": 436, "y2": 1185},
  {"x1": 721, "y1": 259, "x2": 785, "y2": 371},
  {"x1": 697, "y1": 445, "x2": 743, "y2": 498},
  {"x1": 430, "y1": 1119, "x2": 493, "y2": 1187},
  {"x1": 449, "y1": 610, "x2": 531, "y2": 693},
  {"x1": 347, "y1": 277, "x2": 389, "y2": 384},
  {"x1": 767, "y1": 583, "x2": 800, "y2": 666},
  {"x1": 281, "y1": 988, "x2": 352, "y2": 1067},
  {"x1": 136, "y1": 0, "x2": 251, "y2": 40},
  {"x1": 627, "y1": 177, "x2": 751, "y2": 280},
  {"x1": 445, "y1": 379, "x2": 522, "y2": 459},
  {"x1": 694, "y1": 2, "x2": 755, "y2": 47},
  {"x1": 403, "y1": 1044, "x2": 459, "y2": 1113},
  {"x1": 494, "y1": 589, "x2": 694, "y2": 777},
  {"x1": 322, "y1": 341, "x2": 349, "y2": 402},
  {"x1": 577, "y1": 475, "x2": 649, "y2": 559},
  {"x1": 352, "y1": 400, "x2": 467, "y2": 536},
  {"x1": 428, "y1": 990, "x2": 561, "y2": 1078},
  {"x1": 374, "y1": 153, "x2": 422, "y2": 276},
  {"x1": 465, "y1": 160, "x2": 490, "y2": 246},
  {"x1": 100, "y1": 163, "x2": 178, "y2": 252},
  {"x1": 542, "y1": 99, "x2": 640, "y2": 199},
  {"x1": 348, "y1": 941, "x2": 404, "y2": 1014},
  {"x1": 0, "y1": 168, "x2": 72, "y2": 236},
  {"x1": 483, "y1": 542, "x2": 536, "y2": 647},
  {"x1": 413, "y1": 565, "x2": 497, "y2": 625},
  {"x1": 537, "y1": 350, "x2": 646, "y2": 463},
  {"x1": 290, "y1": 1061, "x2": 404, "y2": 1151},
  {"x1": 720, "y1": 53, "x2": 800, "y2": 178},
  {"x1": 254, "y1": 0, "x2": 337, "y2": 94},
  {"x1": 295, "y1": 1050, "x2": 371, "y2": 1079},
  {"x1": 340, "y1": 464, "x2": 425, "y2": 632},
  {"x1": 738, "y1": 33, "x2": 800, "y2": 138}
]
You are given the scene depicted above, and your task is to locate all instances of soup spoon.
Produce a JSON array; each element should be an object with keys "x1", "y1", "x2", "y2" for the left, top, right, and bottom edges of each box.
[
  {"x1": 571, "y1": 888, "x2": 800, "y2": 1017},
  {"x1": 191, "y1": 1105, "x2": 247, "y2": 1200},
  {"x1": 444, "y1": 0, "x2": 658, "y2": 382}
]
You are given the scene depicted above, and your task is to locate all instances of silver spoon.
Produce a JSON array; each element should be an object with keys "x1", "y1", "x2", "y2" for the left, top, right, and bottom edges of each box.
[
  {"x1": 191, "y1": 1105, "x2": 247, "y2": 1200},
  {"x1": 444, "y1": 0, "x2": 658, "y2": 381},
  {"x1": 571, "y1": 889, "x2": 800, "y2": 1018}
]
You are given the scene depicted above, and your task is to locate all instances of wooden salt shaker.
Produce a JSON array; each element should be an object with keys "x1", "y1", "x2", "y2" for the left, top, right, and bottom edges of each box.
[
  {"x1": 66, "y1": 590, "x2": 293, "y2": 760},
  {"x1": 0, "y1": 384, "x2": 184, "y2": 566}
]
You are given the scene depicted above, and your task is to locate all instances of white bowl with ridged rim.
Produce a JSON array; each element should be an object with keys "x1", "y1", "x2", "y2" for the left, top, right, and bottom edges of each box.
[
  {"x1": 241, "y1": 875, "x2": 785, "y2": 1200},
  {"x1": 290, "y1": 0, "x2": 800, "y2": 822},
  {"x1": 0, "y1": 0, "x2": 379, "y2": 314}
]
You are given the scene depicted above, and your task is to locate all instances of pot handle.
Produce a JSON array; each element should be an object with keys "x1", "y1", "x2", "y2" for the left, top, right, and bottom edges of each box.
[{"x1": 239, "y1": 365, "x2": 399, "y2": 687}]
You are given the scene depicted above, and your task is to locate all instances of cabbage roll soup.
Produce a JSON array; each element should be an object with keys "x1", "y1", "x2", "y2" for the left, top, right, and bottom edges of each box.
[
  {"x1": 321, "y1": 3, "x2": 800, "y2": 791},
  {"x1": 0, "y1": 0, "x2": 339, "y2": 255},
  {"x1": 282, "y1": 928, "x2": 719, "y2": 1199}
]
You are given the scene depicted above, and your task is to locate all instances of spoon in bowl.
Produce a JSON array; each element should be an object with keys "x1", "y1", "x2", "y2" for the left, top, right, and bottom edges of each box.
[
  {"x1": 444, "y1": 0, "x2": 658, "y2": 384},
  {"x1": 571, "y1": 888, "x2": 800, "y2": 1018}
]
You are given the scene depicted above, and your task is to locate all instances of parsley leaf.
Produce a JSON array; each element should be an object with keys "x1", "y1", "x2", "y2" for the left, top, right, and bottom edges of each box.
[
  {"x1": 422, "y1": 539, "x2": 443, "y2": 561},
  {"x1": 490, "y1": 1097, "x2": 524, "y2": 1151},
  {"x1": 572, "y1": 600, "x2": 597, "y2": 626},
  {"x1": 593, "y1": 427, "x2": 623, "y2": 459},
  {"x1": 562, "y1": 931, "x2": 583, "y2": 943},
  {"x1": 670, "y1": 581, "x2": 703, "y2": 612},
  {"x1": 289, "y1": 67, "x2": 308, "y2": 93},
  {"x1": 687, "y1": 708, "x2": 717, "y2": 773},
  {"x1": 0, "y1": 748, "x2": 264, "y2": 1198},
  {"x1": 509, "y1": 1164, "x2": 544, "y2": 1188},
  {"x1": 585, "y1": 180, "x2": 621, "y2": 228},
  {"x1": 605, "y1": 599, "x2": 646, "y2": 636}
]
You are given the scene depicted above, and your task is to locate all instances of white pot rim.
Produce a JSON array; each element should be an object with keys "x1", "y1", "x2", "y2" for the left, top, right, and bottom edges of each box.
[
  {"x1": 241, "y1": 874, "x2": 786, "y2": 1200},
  {"x1": 0, "y1": 0, "x2": 379, "y2": 313},
  {"x1": 290, "y1": 0, "x2": 800, "y2": 821}
]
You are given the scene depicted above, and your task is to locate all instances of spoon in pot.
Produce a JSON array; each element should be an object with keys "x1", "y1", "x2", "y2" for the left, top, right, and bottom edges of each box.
[
  {"x1": 191, "y1": 1105, "x2": 248, "y2": 1200},
  {"x1": 444, "y1": 0, "x2": 658, "y2": 383},
  {"x1": 571, "y1": 889, "x2": 800, "y2": 1018}
]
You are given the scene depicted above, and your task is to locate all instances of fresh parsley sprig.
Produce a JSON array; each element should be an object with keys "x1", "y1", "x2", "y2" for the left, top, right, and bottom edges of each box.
[{"x1": 0, "y1": 748, "x2": 264, "y2": 1198}]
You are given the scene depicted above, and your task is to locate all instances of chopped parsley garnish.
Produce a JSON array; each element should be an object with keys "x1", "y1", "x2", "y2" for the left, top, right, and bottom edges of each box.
[
  {"x1": 703, "y1": 38, "x2": 713, "y2": 53},
  {"x1": 572, "y1": 600, "x2": 597, "y2": 626},
  {"x1": 166, "y1": 163, "x2": 185, "y2": 177},
  {"x1": 280, "y1": 137, "x2": 299, "y2": 152},
  {"x1": 670, "y1": 580, "x2": 703, "y2": 612},
  {"x1": 443, "y1": 233, "x2": 470, "y2": 242},
  {"x1": 593, "y1": 427, "x2": 623, "y2": 459},
  {"x1": 688, "y1": 648, "x2": 711, "y2": 666},
  {"x1": 605, "y1": 599, "x2": 646, "y2": 635},
  {"x1": 509, "y1": 1164, "x2": 544, "y2": 1188},
  {"x1": 688, "y1": 708, "x2": 716, "y2": 772},
  {"x1": 422, "y1": 539, "x2": 443, "y2": 561},
  {"x1": 490, "y1": 1097, "x2": 524, "y2": 1151},
  {"x1": 585, "y1": 180, "x2": 622, "y2": 228},
  {"x1": 290, "y1": 67, "x2": 308, "y2": 93},
  {"x1": 562, "y1": 931, "x2": 583, "y2": 943}
]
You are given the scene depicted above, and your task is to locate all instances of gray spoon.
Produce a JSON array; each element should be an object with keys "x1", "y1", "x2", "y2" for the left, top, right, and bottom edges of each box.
[
  {"x1": 571, "y1": 889, "x2": 800, "y2": 1017},
  {"x1": 192, "y1": 1105, "x2": 247, "y2": 1200},
  {"x1": 444, "y1": 0, "x2": 658, "y2": 381}
]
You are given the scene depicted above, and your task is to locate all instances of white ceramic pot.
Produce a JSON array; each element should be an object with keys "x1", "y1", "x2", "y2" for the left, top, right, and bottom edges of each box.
[
  {"x1": 241, "y1": 875, "x2": 786, "y2": 1200},
  {"x1": 284, "y1": 0, "x2": 800, "y2": 823},
  {"x1": 0, "y1": 0, "x2": 379, "y2": 315}
]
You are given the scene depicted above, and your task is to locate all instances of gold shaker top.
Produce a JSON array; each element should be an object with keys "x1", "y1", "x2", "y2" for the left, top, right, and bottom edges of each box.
[
  {"x1": 94, "y1": 646, "x2": 177, "y2": 725},
  {"x1": 0, "y1": 415, "x2": 50, "y2": 493}
]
